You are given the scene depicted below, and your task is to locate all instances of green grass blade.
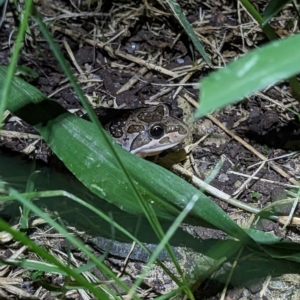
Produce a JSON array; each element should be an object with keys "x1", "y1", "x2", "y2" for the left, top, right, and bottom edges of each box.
[
  {"x1": 0, "y1": 208, "x2": 111, "y2": 298},
  {"x1": 0, "y1": 185, "x2": 135, "y2": 298},
  {"x1": 129, "y1": 195, "x2": 200, "y2": 298},
  {"x1": 0, "y1": 259, "x2": 70, "y2": 275},
  {"x1": 20, "y1": 170, "x2": 40, "y2": 230},
  {"x1": 239, "y1": 0, "x2": 278, "y2": 40},
  {"x1": 0, "y1": 0, "x2": 9, "y2": 28},
  {"x1": 263, "y1": 0, "x2": 293, "y2": 26},
  {"x1": 31, "y1": 9, "x2": 180, "y2": 261},
  {"x1": 0, "y1": 0, "x2": 33, "y2": 125},
  {"x1": 166, "y1": 0, "x2": 212, "y2": 66}
]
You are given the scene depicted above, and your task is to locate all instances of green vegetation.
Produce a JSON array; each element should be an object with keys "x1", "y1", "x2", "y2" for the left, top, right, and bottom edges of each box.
[{"x1": 1, "y1": 0, "x2": 300, "y2": 298}]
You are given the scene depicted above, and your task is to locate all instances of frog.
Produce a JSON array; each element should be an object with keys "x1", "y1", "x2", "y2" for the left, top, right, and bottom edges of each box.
[{"x1": 105, "y1": 104, "x2": 189, "y2": 157}]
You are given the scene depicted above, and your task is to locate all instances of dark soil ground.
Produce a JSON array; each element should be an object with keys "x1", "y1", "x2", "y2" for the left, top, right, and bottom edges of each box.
[{"x1": 1, "y1": 0, "x2": 300, "y2": 299}]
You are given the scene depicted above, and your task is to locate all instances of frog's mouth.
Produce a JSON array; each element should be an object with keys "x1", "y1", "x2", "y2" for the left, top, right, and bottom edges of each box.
[{"x1": 130, "y1": 137, "x2": 182, "y2": 157}]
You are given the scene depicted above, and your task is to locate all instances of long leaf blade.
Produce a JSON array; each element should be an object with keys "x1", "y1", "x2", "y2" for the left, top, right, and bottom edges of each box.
[
  {"x1": 195, "y1": 34, "x2": 300, "y2": 119},
  {"x1": 0, "y1": 65, "x2": 251, "y2": 243}
]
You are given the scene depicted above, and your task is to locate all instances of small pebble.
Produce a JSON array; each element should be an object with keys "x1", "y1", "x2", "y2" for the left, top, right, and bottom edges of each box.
[{"x1": 176, "y1": 58, "x2": 185, "y2": 64}]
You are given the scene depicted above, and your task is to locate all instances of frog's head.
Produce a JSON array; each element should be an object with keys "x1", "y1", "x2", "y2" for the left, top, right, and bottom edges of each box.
[{"x1": 106, "y1": 104, "x2": 189, "y2": 157}]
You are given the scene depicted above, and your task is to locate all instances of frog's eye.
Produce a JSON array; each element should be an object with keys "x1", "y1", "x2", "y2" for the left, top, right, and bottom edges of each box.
[{"x1": 149, "y1": 124, "x2": 164, "y2": 139}]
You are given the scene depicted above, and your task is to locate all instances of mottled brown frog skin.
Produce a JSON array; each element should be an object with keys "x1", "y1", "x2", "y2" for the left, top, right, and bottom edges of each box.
[{"x1": 106, "y1": 104, "x2": 189, "y2": 157}]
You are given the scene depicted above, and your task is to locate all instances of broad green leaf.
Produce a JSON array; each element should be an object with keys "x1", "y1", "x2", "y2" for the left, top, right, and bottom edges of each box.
[
  {"x1": 4, "y1": 66, "x2": 300, "y2": 264},
  {"x1": 0, "y1": 66, "x2": 252, "y2": 244},
  {"x1": 0, "y1": 148, "x2": 219, "y2": 251},
  {"x1": 216, "y1": 256, "x2": 300, "y2": 286},
  {"x1": 195, "y1": 34, "x2": 300, "y2": 119},
  {"x1": 245, "y1": 228, "x2": 300, "y2": 262}
]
